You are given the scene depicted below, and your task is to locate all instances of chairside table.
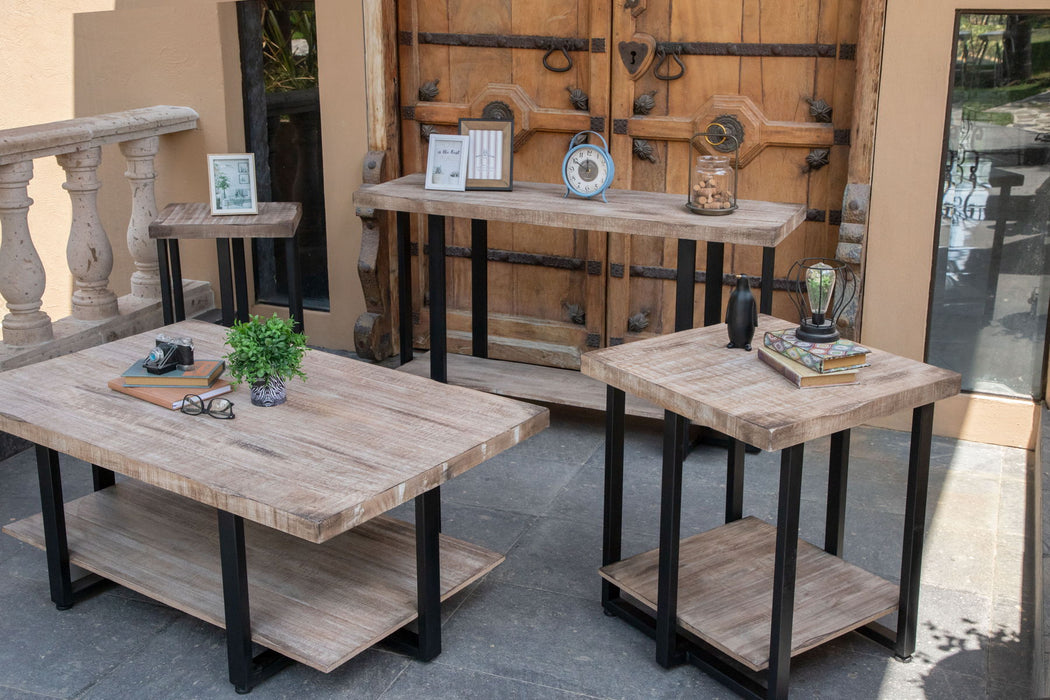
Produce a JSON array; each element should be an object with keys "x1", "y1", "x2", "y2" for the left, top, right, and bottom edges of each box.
[
  {"x1": 580, "y1": 315, "x2": 960, "y2": 699},
  {"x1": 149, "y1": 202, "x2": 305, "y2": 332}
]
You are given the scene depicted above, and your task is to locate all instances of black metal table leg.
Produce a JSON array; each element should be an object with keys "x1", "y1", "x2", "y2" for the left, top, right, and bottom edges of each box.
[
  {"x1": 157, "y1": 239, "x2": 174, "y2": 325},
  {"x1": 676, "y1": 239, "x2": 697, "y2": 331},
  {"x1": 92, "y1": 465, "x2": 115, "y2": 491},
  {"x1": 760, "y1": 247, "x2": 775, "y2": 315},
  {"x1": 397, "y1": 211, "x2": 413, "y2": 365},
  {"x1": 217, "y1": 510, "x2": 290, "y2": 693},
  {"x1": 284, "y1": 235, "x2": 304, "y2": 334},
  {"x1": 231, "y1": 238, "x2": 250, "y2": 324},
  {"x1": 602, "y1": 386, "x2": 626, "y2": 607},
  {"x1": 704, "y1": 242, "x2": 725, "y2": 327},
  {"x1": 824, "y1": 430, "x2": 850, "y2": 555},
  {"x1": 768, "y1": 443, "x2": 805, "y2": 700},
  {"x1": 415, "y1": 487, "x2": 442, "y2": 661},
  {"x1": 168, "y1": 240, "x2": 186, "y2": 322},
  {"x1": 216, "y1": 239, "x2": 236, "y2": 327},
  {"x1": 895, "y1": 403, "x2": 934, "y2": 660},
  {"x1": 471, "y1": 219, "x2": 487, "y2": 358},
  {"x1": 655, "y1": 410, "x2": 688, "y2": 668},
  {"x1": 428, "y1": 215, "x2": 447, "y2": 383},
  {"x1": 36, "y1": 445, "x2": 73, "y2": 610},
  {"x1": 725, "y1": 438, "x2": 745, "y2": 523}
]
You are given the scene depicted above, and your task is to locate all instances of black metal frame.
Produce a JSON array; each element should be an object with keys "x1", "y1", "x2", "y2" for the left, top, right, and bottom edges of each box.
[
  {"x1": 599, "y1": 396, "x2": 937, "y2": 699},
  {"x1": 156, "y1": 234, "x2": 305, "y2": 334},
  {"x1": 30, "y1": 444, "x2": 447, "y2": 693}
]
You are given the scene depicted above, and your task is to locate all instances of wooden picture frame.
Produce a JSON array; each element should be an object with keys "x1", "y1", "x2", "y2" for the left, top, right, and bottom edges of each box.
[
  {"x1": 459, "y1": 118, "x2": 513, "y2": 191},
  {"x1": 424, "y1": 134, "x2": 470, "y2": 191},
  {"x1": 208, "y1": 154, "x2": 258, "y2": 215}
]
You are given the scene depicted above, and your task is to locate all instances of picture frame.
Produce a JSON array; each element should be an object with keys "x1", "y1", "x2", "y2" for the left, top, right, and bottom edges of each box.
[
  {"x1": 424, "y1": 134, "x2": 470, "y2": 191},
  {"x1": 208, "y1": 153, "x2": 258, "y2": 215},
  {"x1": 459, "y1": 118, "x2": 514, "y2": 191}
]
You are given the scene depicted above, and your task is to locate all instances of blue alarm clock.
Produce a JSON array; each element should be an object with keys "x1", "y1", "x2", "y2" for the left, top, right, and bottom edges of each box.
[{"x1": 562, "y1": 131, "x2": 615, "y2": 202}]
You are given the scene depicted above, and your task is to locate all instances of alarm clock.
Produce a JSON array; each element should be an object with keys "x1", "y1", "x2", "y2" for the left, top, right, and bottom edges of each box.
[{"x1": 562, "y1": 131, "x2": 615, "y2": 202}]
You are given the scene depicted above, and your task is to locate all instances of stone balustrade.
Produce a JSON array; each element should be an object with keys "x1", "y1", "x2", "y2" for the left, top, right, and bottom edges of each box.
[{"x1": 0, "y1": 106, "x2": 211, "y2": 370}]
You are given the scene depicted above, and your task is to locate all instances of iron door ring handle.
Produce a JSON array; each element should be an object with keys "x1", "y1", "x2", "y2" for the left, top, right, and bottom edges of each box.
[
  {"x1": 543, "y1": 46, "x2": 573, "y2": 72},
  {"x1": 653, "y1": 49, "x2": 685, "y2": 80}
]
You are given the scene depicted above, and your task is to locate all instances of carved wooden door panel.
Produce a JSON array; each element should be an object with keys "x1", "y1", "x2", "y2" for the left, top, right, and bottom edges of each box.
[
  {"x1": 607, "y1": 1, "x2": 858, "y2": 342},
  {"x1": 396, "y1": 0, "x2": 611, "y2": 368},
  {"x1": 393, "y1": 0, "x2": 857, "y2": 365}
]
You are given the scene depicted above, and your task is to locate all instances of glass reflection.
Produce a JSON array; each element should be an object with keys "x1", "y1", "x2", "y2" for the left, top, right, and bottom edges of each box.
[{"x1": 929, "y1": 13, "x2": 1050, "y2": 398}]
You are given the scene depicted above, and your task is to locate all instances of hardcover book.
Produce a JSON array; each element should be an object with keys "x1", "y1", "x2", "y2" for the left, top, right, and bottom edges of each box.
[
  {"x1": 108, "y1": 378, "x2": 232, "y2": 410},
  {"x1": 757, "y1": 346, "x2": 858, "y2": 388},
  {"x1": 763, "y1": 329, "x2": 870, "y2": 373},
  {"x1": 121, "y1": 358, "x2": 225, "y2": 387}
]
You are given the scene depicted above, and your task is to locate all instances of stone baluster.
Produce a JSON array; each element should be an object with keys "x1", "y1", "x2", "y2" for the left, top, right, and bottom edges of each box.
[
  {"x1": 57, "y1": 147, "x2": 119, "y2": 320},
  {"x1": 0, "y1": 160, "x2": 53, "y2": 346},
  {"x1": 120, "y1": 137, "x2": 161, "y2": 298}
]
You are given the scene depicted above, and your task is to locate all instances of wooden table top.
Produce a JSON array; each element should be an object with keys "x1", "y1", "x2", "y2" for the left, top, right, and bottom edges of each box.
[
  {"x1": 0, "y1": 320, "x2": 548, "y2": 543},
  {"x1": 580, "y1": 316, "x2": 960, "y2": 452},
  {"x1": 354, "y1": 174, "x2": 806, "y2": 247},
  {"x1": 149, "y1": 202, "x2": 302, "y2": 239}
]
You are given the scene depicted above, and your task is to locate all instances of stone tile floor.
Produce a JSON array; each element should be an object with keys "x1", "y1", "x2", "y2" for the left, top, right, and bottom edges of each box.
[{"x1": 0, "y1": 403, "x2": 1034, "y2": 699}]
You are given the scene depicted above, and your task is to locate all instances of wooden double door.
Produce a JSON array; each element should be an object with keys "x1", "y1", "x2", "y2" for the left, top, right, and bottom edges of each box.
[{"x1": 381, "y1": 0, "x2": 858, "y2": 367}]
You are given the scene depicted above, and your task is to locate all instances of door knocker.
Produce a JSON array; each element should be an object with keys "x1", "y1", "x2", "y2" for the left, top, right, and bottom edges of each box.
[
  {"x1": 543, "y1": 44, "x2": 573, "y2": 73},
  {"x1": 653, "y1": 45, "x2": 685, "y2": 81}
]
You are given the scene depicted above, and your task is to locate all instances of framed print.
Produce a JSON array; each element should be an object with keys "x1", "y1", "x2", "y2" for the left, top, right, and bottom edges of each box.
[
  {"x1": 208, "y1": 153, "x2": 258, "y2": 215},
  {"x1": 424, "y1": 134, "x2": 470, "y2": 191},
  {"x1": 459, "y1": 118, "x2": 513, "y2": 191}
]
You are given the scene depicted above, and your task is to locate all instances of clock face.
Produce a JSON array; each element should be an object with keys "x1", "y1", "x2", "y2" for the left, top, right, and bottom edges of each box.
[{"x1": 565, "y1": 145, "x2": 611, "y2": 196}]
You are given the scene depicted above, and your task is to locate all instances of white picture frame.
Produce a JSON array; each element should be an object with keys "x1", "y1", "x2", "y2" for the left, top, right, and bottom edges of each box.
[
  {"x1": 208, "y1": 153, "x2": 258, "y2": 215},
  {"x1": 424, "y1": 135, "x2": 469, "y2": 191}
]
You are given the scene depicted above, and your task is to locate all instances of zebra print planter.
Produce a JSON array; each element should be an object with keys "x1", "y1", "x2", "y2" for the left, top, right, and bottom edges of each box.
[{"x1": 250, "y1": 375, "x2": 287, "y2": 407}]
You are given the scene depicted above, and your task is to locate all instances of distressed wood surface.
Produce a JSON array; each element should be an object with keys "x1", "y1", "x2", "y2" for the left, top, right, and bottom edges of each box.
[
  {"x1": 599, "y1": 516, "x2": 899, "y2": 671},
  {"x1": 581, "y1": 315, "x2": 960, "y2": 451},
  {"x1": 398, "y1": 352, "x2": 664, "y2": 419},
  {"x1": 0, "y1": 320, "x2": 549, "y2": 542},
  {"x1": 4, "y1": 481, "x2": 502, "y2": 673},
  {"x1": 354, "y1": 174, "x2": 805, "y2": 247},
  {"x1": 149, "y1": 202, "x2": 303, "y2": 240}
]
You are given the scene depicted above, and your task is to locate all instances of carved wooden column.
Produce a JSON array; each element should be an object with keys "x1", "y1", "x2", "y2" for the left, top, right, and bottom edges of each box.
[
  {"x1": 120, "y1": 137, "x2": 161, "y2": 298},
  {"x1": 57, "y1": 147, "x2": 119, "y2": 320},
  {"x1": 0, "y1": 160, "x2": 53, "y2": 345}
]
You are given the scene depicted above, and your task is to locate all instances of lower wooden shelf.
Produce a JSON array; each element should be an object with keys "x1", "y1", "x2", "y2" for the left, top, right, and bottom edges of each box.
[
  {"x1": 599, "y1": 516, "x2": 899, "y2": 671},
  {"x1": 3, "y1": 481, "x2": 502, "y2": 673},
  {"x1": 397, "y1": 352, "x2": 663, "y2": 419}
]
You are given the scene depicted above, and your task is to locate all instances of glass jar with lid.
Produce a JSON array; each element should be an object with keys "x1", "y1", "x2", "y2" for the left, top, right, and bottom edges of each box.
[{"x1": 687, "y1": 154, "x2": 736, "y2": 215}]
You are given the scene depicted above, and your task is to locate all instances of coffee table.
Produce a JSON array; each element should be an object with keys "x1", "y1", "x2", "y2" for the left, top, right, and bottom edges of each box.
[
  {"x1": 1, "y1": 320, "x2": 548, "y2": 692},
  {"x1": 581, "y1": 315, "x2": 960, "y2": 699}
]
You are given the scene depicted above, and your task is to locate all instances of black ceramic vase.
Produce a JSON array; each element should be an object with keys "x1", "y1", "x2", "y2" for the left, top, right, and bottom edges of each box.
[{"x1": 725, "y1": 274, "x2": 757, "y2": 350}]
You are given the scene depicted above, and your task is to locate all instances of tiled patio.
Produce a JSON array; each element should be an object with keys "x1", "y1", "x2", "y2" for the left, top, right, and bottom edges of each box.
[{"x1": 0, "y1": 396, "x2": 1035, "y2": 698}]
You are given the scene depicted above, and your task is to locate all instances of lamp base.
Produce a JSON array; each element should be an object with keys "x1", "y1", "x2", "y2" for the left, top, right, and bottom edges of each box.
[{"x1": 796, "y1": 320, "x2": 840, "y2": 344}]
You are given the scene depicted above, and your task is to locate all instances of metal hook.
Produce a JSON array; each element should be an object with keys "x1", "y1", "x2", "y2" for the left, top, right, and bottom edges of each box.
[
  {"x1": 543, "y1": 44, "x2": 573, "y2": 73},
  {"x1": 653, "y1": 45, "x2": 684, "y2": 80}
]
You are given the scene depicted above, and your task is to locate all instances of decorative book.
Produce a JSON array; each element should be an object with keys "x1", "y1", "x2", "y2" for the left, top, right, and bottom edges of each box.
[
  {"x1": 121, "y1": 358, "x2": 225, "y2": 387},
  {"x1": 108, "y1": 378, "x2": 232, "y2": 410},
  {"x1": 757, "y1": 346, "x2": 858, "y2": 388},
  {"x1": 763, "y1": 329, "x2": 870, "y2": 373}
]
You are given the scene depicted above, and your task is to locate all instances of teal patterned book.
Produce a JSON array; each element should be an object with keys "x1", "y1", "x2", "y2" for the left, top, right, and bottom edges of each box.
[{"x1": 763, "y1": 329, "x2": 870, "y2": 373}]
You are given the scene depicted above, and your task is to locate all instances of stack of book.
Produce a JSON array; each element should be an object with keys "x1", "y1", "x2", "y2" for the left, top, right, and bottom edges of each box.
[
  {"x1": 757, "y1": 328, "x2": 870, "y2": 388},
  {"x1": 108, "y1": 358, "x2": 230, "y2": 410}
]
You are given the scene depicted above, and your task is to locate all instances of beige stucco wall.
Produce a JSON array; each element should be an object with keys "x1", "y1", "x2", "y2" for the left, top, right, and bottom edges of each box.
[
  {"x1": 1, "y1": 0, "x2": 367, "y2": 351},
  {"x1": 0, "y1": 0, "x2": 116, "y2": 323},
  {"x1": 865, "y1": 0, "x2": 1050, "y2": 448}
]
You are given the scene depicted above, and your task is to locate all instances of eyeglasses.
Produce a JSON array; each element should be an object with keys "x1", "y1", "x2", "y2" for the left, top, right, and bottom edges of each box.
[{"x1": 181, "y1": 394, "x2": 235, "y2": 419}]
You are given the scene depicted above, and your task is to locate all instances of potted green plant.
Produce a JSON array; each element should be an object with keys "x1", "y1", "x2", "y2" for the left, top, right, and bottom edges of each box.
[{"x1": 223, "y1": 313, "x2": 308, "y2": 407}]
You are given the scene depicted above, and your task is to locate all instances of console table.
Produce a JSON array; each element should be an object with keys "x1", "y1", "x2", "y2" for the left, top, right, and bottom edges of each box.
[
  {"x1": 581, "y1": 316, "x2": 960, "y2": 699},
  {"x1": 353, "y1": 175, "x2": 805, "y2": 413},
  {"x1": 149, "y1": 202, "x2": 305, "y2": 332},
  {"x1": 1, "y1": 320, "x2": 547, "y2": 692}
]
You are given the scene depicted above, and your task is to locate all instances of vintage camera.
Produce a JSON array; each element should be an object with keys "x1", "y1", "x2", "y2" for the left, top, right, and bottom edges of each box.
[{"x1": 143, "y1": 334, "x2": 195, "y2": 374}]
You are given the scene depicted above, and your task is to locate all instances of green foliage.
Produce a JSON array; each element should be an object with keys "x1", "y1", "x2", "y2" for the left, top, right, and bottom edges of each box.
[
  {"x1": 262, "y1": 2, "x2": 318, "y2": 94},
  {"x1": 223, "y1": 313, "x2": 308, "y2": 386}
]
